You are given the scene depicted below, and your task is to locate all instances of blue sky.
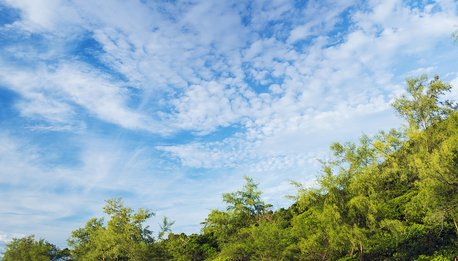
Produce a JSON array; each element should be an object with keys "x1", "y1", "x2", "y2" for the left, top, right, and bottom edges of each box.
[{"x1": 1, "y1": 0, "x2": 458, "y2": 248}]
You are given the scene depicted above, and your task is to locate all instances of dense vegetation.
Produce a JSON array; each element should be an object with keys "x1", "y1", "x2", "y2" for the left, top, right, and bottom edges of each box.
[{"x1": 1, "y1": 75, "x2": 457, "y2": 260}]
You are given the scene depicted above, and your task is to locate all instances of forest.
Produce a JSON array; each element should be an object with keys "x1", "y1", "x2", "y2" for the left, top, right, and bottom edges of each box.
[{"x1": 1, "y1": 75, "x2": 457, "y2": 260}]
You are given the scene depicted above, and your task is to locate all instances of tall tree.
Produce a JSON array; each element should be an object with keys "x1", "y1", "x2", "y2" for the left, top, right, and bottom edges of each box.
[
  {"x1": 392, "y1": 75, "x2": 454, "y2": 131},
  {"x1": 202, "y1": 176, "x2": 273, "y2": 259},
  {"x1": 202, "y1": 176, "x2": 271, "y2": 243},
  {"x1": 67, "y1": 198, "x2": 157, "y2": 260}
]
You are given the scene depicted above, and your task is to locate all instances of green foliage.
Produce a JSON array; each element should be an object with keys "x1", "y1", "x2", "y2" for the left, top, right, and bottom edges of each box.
[
  {"x1": 67, "y1": 198, "x2": 158, "y2": 260},
  {"x1": 222, "y1": 176, "x2": 272, "y2": 219},
  {"x1": 158, "y1": 217, "x2": 175, "y2": 240},
  {"x1": 202, "y1": 176, "x2": 281, "y2": 260},
  {"x1": 1, "y1": 235, "x2": 67, "y2": 261},
  {"x1": 163, "y1": 233, "x2": 218, "y2": 260},
  {"x1": 412, "y1": 112, "x2": 458, "y2": 232},
  {"x1": 392, "y1": 75, "x2": 455, "y2": 131},
  {"x1": 286, "y1": 75, "x2": 457, "y2": 260},
  {"x1": 202, "y1": 176, "x2": 272, "y2": 245}
]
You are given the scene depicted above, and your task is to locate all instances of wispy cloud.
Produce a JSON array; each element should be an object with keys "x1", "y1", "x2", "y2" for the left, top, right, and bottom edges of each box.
[{"x1": 0, "y1": 61, "x2": 164, "y2": 132}]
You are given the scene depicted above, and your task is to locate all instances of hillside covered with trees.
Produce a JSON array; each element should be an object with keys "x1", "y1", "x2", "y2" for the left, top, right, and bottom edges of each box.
[{"x1": 2, "y1": 75, "x2": 457, "y2": 260}]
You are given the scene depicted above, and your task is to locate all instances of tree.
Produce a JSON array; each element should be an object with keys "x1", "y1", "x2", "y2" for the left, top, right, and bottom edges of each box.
[
  {"x1": 392, "y1": 75, "x2": 454, "y2": 131},
  {"x1": 158, "y1": 217, "x2": 175, "y2": 240},
  {"x1": 289, "y1": 77, "x2": 458, "y2": 259},
  {"x1": 392, "y1": 75, "x2": 457, "y2": 235},
  {"x1": 1, "y1": 235, "x2": 68, "y2": 261},
  {"x1": 202, "y1": 176, "x2": 273, "y2": 260},
  {"x1": 411, "y1": 112, "x2": 458, "y2": 234},
  {"x1": 222, "y1": 176, "x2": 272, "y2": 221},
  {"x1": 67, "y1": 198, "x2": 158, "y2": 260},
  {"x1": 202, "y1": 176, "x2": 272, "y2": 243}
]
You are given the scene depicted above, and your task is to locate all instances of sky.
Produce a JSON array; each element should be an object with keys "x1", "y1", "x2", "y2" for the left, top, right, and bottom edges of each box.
[{"x1": 0, "y1": 0, "x2": 458, "y2": 249}]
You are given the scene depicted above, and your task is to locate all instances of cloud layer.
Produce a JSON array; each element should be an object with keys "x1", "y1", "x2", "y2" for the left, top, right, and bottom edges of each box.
[{"x1": 0, "y1": 0, "x2": 457, "y2": 248}]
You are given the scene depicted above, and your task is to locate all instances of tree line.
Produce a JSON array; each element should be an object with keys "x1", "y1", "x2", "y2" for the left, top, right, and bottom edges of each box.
[{"x1": 1, "y1": 75, "x2": 457, "y2": 260}]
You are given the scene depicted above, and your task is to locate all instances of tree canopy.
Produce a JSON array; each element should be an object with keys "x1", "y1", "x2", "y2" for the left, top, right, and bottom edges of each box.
[
  {"x1": 67, "y1": 198, "x2": 158, "y2": 260},
  {"x1": 1, "y1": 235, "x2": 68, "y2": 261}
]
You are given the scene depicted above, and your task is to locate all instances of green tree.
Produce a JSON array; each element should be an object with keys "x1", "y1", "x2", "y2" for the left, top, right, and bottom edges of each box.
[
  {"x1": 410, "y1": 112, "x2": 458, "y2": 234},
  {"x1": 392, "y1": 75, "x2": 454, "y2": 131},
  {"x1": 1, "y1": 235, "x2": 67, "y2": 261},
  {"x1": 202, "y1": 176, "x2": 271, "y2": 243},
  {"x1": 222, "y1": 176, "x2": 272, "y2": 222},
  {"x1": 290, "y1": 74, "x2": 458, "y2": 259},
  {"x1": 67, "y1": 198, "x2": 158, "y2": 260},
  {"x1": 392, "y1": 75, "x2": 457, "y2": 234},
  {"x1": 158, "y1": 217, "x2": 175, "y2": 240},
  {"x1": 202, "y1": 176, "x2": 273, "y2": 260}
]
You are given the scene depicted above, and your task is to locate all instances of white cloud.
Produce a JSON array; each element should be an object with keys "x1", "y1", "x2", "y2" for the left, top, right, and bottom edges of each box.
[
  {"x1": 288, "y1": 24, "x2": 312, "y2": 43},
  {"x1": 4, "y1": 0, "x2": 81, "y2": 32},
  {"x1": 166, "y1": 81, "x2": 252, "y2": 133},
  {"x1": 448, "y1": 74, "x2": 458, "y2": 101},
  {"x1": 6, "y1": 0, "x2": 441, "y2": 135},
  {"x1": 158, "y1": 0, "x2": 456, "y2": 172},
  {"x1": 158, "y1": 97, "x2": 398, "y2": 171},
  {"x1": 0, "y1": 61, "x2": 165, "y2": 132}
]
